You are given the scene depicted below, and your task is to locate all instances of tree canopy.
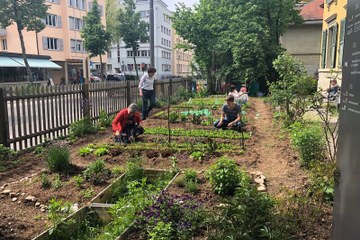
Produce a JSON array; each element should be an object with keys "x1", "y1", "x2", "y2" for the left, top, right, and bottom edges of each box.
[
  {"x1": 117, "y1": 0, "x2": 148, "y2": 78},
  {"x1": 0, "y1": 0, "x2": 48, "y2": 82},
  {"x1": 82, "y1": 0, "x2": 111, "y2": 80},
  {"x1": 172, "y1": 0, "x2": 303, "y2": 93}
]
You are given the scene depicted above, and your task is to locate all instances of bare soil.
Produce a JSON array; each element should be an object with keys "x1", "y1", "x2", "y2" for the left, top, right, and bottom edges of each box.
[{"x1": 0, "y1": 97, "x2": 332, "y2": 240}]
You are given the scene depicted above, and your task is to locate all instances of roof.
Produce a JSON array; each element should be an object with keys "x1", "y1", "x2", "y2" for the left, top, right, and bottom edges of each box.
[{"x1": 300, "y1": 0, "x2": 324, "y2": 21}]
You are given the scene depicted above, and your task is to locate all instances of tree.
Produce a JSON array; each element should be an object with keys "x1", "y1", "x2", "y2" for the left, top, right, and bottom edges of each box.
[
  {"x1": 105, "y1": 0, "x2": 119, "y2": 43},
  {"x1": 82, "y1": 0, "x2": 111, "y2": 81},
  {"x1": 0, "y1": 0, "x2": 48, "y2": 83},
  {"x1": 117, "y1": 0, "x2": 148, "y2": 79}
]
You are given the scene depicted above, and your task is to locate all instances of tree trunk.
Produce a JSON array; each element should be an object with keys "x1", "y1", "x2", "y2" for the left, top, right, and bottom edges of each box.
[
  {"x1": 99, "y1": 54, "x2": 103, "y2": 81},
  {"x1": 16, "y1": 24, "x2": 32, "y2": 83},
  {"x1": 133, "y1": 47, "x2": 139, "y2": 79}
]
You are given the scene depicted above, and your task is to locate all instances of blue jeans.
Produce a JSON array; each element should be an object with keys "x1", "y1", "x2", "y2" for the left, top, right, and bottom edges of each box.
[
  {"x1": 213, "y1": 118, "x2": 241, "y2": 131},
  {"x1": 142, "y1": 89, "x2": 156, "y2": 119}
]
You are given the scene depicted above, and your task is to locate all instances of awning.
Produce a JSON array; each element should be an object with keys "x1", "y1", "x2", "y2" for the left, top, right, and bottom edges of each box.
[
  {"x1": 9, "y1": 57, "x2": 62, "y2": 69},
  {"x1": 0, "y1": 56, "x2": 24, "y2": 67}
]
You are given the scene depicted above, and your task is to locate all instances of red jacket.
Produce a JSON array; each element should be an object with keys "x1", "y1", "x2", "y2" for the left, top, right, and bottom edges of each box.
[{"x1": 112, "y1": 109, "x2": 141, "y2": 133}]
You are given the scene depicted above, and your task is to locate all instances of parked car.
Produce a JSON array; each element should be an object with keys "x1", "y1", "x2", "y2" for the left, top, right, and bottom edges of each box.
[
  {"x1": 106, "y1": 73, "x2": 138, "y2": 81},
  {"x1": 90, "y1": 74, "x2": 101, "y2": 83}
]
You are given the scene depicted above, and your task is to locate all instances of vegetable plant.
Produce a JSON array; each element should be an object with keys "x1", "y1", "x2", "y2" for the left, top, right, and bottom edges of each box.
[{"x1": 46, "y1": 146, "x2": 70, "y2": 172}]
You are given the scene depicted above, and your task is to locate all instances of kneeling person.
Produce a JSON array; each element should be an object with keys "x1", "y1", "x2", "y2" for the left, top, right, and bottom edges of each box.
[
  {"x1": 112, "y1": 103, "x2": 144, "y2": 143},
  {"x1": 213, "y1": 95, "x2": 242, "y2": 130}
]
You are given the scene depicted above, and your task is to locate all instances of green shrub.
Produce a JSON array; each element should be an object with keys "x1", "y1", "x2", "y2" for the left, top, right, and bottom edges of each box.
[
  {"x1": 33, "y1": 146, "x2": 44, "y2": 155},
  {"x1": 180, "y1": 114, "x2": 187, "y2": 122},
  {"x1": 185, "y1": 181, "x2": 199, "y2": 194},
  {"x1": 174, "y1": 175, "x2": 186, "y2": 188},
  {"x1": 184, "y1": 169, "x2": 198, "y2": 183},
  {"x1": 126, "y1": 161, "x2": 145, "y2": 181},
  {"x1": 0, "y1": 144, "x2": 14, "y2": 161},
  {"x1": 69, "y1": 117, "x2": 97, "y2": 139},
  {"x1": 98, "y1": 109, "x2": 112, "y2": 128},
  {"x1": 309, "y1": 161, "x2": 336, "y2": 203},
  {"x1": 83, "y1": 160, "x2": 108, "y2": 184},
  {"x1": 81, "y1": 187, "x2": 94, "y2": 198},
  {"x1": 111, "y1": 166, "x2": 125, "y2": 177},
  {"x1": 168, "y1": 112, "x2": 179, "y2": 123},
  {"x1": 72, "y1": 175, "x2": 84, "y2": 189},
  {"x1": 41, "y1": 173, "x2": 51, "y2": 189},
  {"x1": 190, "y1": 151, "x2": 205, "y2": 161},
  {"x1": 46, "y1": 146, "x2": 70, "y2": 172},
  {"x1": 207, "y1": 157, "x2": 241, "y2": 196},
  {"x1": 148, "y1": 221, "x2": 173, "y2": 240},
  {"x1": 290, "y1": 122, "x2": 326, "y2": 168},
  {"x1": 52, "y1": 174, "x2": 62, "y2": 190}
]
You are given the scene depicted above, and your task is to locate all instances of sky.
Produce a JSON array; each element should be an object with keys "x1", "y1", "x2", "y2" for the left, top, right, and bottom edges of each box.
[{"x1": 164, "y1": 0, "x2": 199, "y2": 12}]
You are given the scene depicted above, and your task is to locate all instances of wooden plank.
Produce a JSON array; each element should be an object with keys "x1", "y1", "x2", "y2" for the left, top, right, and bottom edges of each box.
[
  {"x1": 0, "y1": 88, "x2": 10, "y2": 147},
  {"x1": 15, "y1": 87, "x2": 22, "y2": 150},
  {"x1": 40, "y1": 85, "x2": 46, "y2": 143},
  {"x1": 21, "y1": 87, "x2": 28, "y2": 148},
  {"x1": 9, "y1": 88, "x2": 16, "y2": 150},
  {"x1": 54, "y1": 85, "x2": 59, "y2": 138}
]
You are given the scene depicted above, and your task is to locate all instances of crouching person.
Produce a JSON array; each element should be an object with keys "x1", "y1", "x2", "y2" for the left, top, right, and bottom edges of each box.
[
  {"x1": 213, "y1": 95, "x2": 242, "y2": 131},
  {"x1": 112, "y1": 103, "x2": 144, "y2": 143}
]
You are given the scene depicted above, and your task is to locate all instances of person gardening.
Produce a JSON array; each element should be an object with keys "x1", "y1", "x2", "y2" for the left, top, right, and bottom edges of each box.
[
  {"x1": 139, "y1": 67, "x2": 157, "y2": 120},
  {"x1": 213, "y1": 95, "x2": 242, "y2": 130},
  {"x1": 112, "y1": 103, "x2": 144, "y2": 143}
]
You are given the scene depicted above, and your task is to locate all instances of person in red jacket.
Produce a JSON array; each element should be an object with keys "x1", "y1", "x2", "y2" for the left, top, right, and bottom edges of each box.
[{"x1": 112, "y1": 103, "x2": 144, "y2": 143}]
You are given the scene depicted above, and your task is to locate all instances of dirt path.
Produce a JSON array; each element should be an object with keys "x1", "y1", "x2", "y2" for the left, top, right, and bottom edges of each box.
[{"x1": 244, "y1": 98, "x2": 307, "y2": 195}]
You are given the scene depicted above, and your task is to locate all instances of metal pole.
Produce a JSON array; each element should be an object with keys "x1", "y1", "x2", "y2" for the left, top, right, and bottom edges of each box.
[{"x1": 150, "y1": 0, "x2": 155, "y2": 67}]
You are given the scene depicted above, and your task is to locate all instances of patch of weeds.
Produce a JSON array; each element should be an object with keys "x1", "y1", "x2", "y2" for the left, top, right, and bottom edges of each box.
[
  {"x1": 180, "y1": 114, "x2": 187, "y2": 122},
  {"x1": 41, "y1": 173, "x2": 51, "y2": 189},
  {"x1": 169, "y1": 111, "x2": 180, "y2": 123},
  {"x1": 190, "y1": 151, "x2": 205, "y2": 161},
  {"x1": 72, "y1": 175, "x2": 84, "y2": 189},
  {"x1": 111, "y1": 166, "x2": 125, "y2": 178},
  {"x1": 148, "y1": 221, "x2": 173, "y2": 240},
  {"x1": 52, "y1": 174, "x2": 62, "y2": 190},
  {"x1": 174, "y1": 175, "x2": 186, "y2": 188},
  {"x1": 69, "y1": 117, "x2": 97, "y2": 139},
  {"x1": 78, "y1": 147, "x2": 94, "y2": 157},
  {"x1": 93, "y1": 147, "x2": 109, "y2": 157},
  {"x1": 33, "y1": 146, "x2": 44, "y2": 155},
  {"x1": 81, "y1": 187, "x2": 94, "y2": 199},
  {"x1": 83, "y1": 159, "x2": 110, "y2": 184},
  {"x1": 191, "y1": 114, "x2": 202, "y2": 125},
  {"x1": 97, "y1": 109, "x2": 112, "y2": 128},
  {"x1": 184, "y1": 169, "x2": 198, "y2": 183},
  {"x1": 47, "y1": 198, "x2": 73, "y2": 236},
  {"x1": 185, "y1": 181, "x2": 199, "y2": 194},
  {"x1": 46, "y1": 146, "x2": 70, "y2": 172}
]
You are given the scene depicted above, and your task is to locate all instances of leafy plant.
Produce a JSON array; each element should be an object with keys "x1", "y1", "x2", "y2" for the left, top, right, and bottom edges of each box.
[
  {"x1": 148, "y1": 221, "x2": 173, "y2": 240},
  {"x1": 83, "y1": 159, "x2": 109, "y2": 184},
  {"x1": 174, "y1": 175, "x2": 186, "y2": 188},
  {"x1": 46, "y1": 146, "x2": 70, "y2": 172},
  {"x1": 126, "y1": 160, "x2": 145, "y2": 181},
  {"x1": 309, "y1": 161, "x2": 336, "y2": 203},
  {"x1": 33, "y1": 146, "x2": 44, "y2": 155},
  {"x1": 72, "y1": 175, "x2": 84, "y2": 189},
  {"x1": 69, "y1": 117, "x2": 97, "y2": 139},
  {"x1": 111, "y1": 166, "x2": 125, "y2": 177},
  {"x1": 190, "y1": 151, "x2": 205, "y2": 161},
  {"x1": 47, "y1": 198, "x2": 73, "y2": 236},
  {"x1": 98, "y1": 109, "x2": 112, "y2": 128},
  {"x1": 169, "y1": 111, "x2": 180, "y2": 123},
  {"x1": 207, "y1": 157, "x2": 241, "y2": 196},
  {"x1": 184, "y1": 169, "x2": 198, "y2": 183},
  {"x1": 94, "y1": 147, "x2": 109, "y2": 157},
  {"x1": 41, "y1": 173, "x2": 51, "y2": 189},
  {"x1": 185, "y1": 181, "x2": 199, "y2": 194},
  {"x1": 81, "y1": 187, "x2": 94, "y2": 199},
  {"x1": 191, "y1": 114, "x2": 202, "y2": 125},
  {"x1": 79, "y1": 147, "x2": 93, "y2": 157},
  {"x1": 0, "y1": 144, "x2": 14, "y2": 161},
  {"x1": 52, "y1": 174, "x2": 62, "y2": 190},
  {"x1": 180, "y1": 114, "x2": 187, "y2": 122}
]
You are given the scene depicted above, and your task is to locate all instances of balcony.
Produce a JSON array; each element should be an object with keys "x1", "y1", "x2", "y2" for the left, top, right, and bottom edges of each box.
[{"x1": 0, "y1": 28, "x2": 6, "y2": 37}]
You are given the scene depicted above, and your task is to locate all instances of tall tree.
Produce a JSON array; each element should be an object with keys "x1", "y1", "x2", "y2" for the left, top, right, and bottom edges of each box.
[
  {"x1": 0, "y1": 0, "x2": 48, "y2": 83},
  {"x1": 105, "y1": 0, "x2": 119, "y2": 43},
  {"x1": 82, "y1": 0, "x2": 111, "y2": 81},
  {"x1": 117, "y1": 0, "x2": 148, "y2": 79}
]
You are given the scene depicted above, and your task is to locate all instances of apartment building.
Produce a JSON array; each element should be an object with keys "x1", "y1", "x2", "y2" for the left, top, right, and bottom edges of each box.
[
  {"x1": 107, "y1": 0, "x2": 173, "y2": 77},
  {"x1": 0, "y1": 0, "x2": 107, "y2": 84},
  {"x1": 318, "y1": 0, "x2": 347, "y2": 89},
  {"x1": 172, "y1": 31, "x2": 193, "y2": 77}
]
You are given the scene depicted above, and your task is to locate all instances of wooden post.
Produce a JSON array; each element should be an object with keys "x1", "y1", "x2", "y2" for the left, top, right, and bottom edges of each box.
[
  {"x1": 126, "y1": 81, "x2": 131, "y2": 107},
  {"x1": 169, "y1": 78, "x2": 173, "y2": 96},
  {"x1": 0, "y1": 88, "x2": 10, "y2": 147},
  {"x1": 82, "y1": 84, "x2": 90, "y2": 118}
]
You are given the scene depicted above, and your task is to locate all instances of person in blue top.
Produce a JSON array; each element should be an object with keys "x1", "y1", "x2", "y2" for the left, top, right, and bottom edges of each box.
[
  {"x1": 213, "y1": 95, "x2": 242, "y2": 130},
  {"x1": 138, "y1": 67, "x2": 156, "y2": 120}
]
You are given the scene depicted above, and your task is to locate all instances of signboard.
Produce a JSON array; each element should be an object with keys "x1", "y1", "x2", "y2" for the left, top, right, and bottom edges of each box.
[{"x1": 333, "y1": 1, "x2": 360, "y2": 239}]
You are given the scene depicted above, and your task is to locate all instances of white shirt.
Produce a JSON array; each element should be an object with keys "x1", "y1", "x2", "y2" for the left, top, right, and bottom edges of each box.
[{"x1": 138, "y1": 73, "x2": 155, "y2": 90}]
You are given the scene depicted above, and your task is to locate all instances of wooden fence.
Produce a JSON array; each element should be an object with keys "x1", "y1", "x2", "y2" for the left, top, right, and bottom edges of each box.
[{"x1": 0, "y1": 78, "x2": 191, "y2": 151}]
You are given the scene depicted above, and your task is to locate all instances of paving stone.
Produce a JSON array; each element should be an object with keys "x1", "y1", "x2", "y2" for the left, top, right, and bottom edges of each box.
[
  {"x1": 12, "y1": 197, "x2": 18, "y2": 202},
  {"x1": 1, "y1": 189, "x2": 11, "y2": 195},
  {"x1": 25, "y1": 195, "x2": 36, "y2": 202}
]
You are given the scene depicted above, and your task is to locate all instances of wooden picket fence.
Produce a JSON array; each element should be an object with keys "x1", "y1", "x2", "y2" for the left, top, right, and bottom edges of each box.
[{"x1": 0, "y1": 78, "x2": 191, "y2": 151}]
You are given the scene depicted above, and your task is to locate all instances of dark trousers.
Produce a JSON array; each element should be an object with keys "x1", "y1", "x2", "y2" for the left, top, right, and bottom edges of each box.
[
  {"x1": 120, "y1": 124, "x2": 144, "y2": 143},
  {"x1": 213, "y1": 118, "x2": 241, "y2": 131},
  {"x1": 142, "y1": 89, "x2": 156, "y2": 119}
]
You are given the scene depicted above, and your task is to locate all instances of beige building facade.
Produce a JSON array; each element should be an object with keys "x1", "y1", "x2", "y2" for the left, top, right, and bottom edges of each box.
[
  {"x1": 0, "y1": 0, "x2": 107, "y2": 84},
  {"x1": 172, "y1": 31, "x2": 193, "y2": 77},
  {"x1": 318, "y1": 0, "x2": 347, "y2": 90}
]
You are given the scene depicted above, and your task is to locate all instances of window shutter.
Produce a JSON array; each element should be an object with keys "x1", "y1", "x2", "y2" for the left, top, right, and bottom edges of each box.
[
  {"x1": 338, "y1": 19, "x2": 346, "y2": 67},
  {"x1": 58, "y1": 39, "x2": 64, "y2": 51},
  {"x1": 42, "y1": 37, "x2": 48, "y2": 50},
  {"x1": 321, "y1": 30, "x2": 328, "y2": 69},
  {"x1": 331, "y1": 24, "x2": 338, "y2": 68},
  {"x1": 57, "y1": 16, "x2": 62, "y2": 28}
]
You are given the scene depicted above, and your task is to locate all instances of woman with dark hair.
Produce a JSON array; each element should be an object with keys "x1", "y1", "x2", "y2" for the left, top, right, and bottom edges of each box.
[{"x1": 138, "y1": 67, "x2": 157, "y2": 120}]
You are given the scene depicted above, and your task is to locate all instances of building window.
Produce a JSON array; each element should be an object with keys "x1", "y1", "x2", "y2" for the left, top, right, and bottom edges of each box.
[
  {"x1": 139, "y1": 10, "x2": 149, "y2": 18},
  {"x1": 43, "y1": 37, "x2": 63, "y2": 51},
  {"x1": 47, "y1": 0, "x2": 60, "y2": 3},
  {"x1": 1, "y1": 39, "x2": 7, "y2": 51},
  {"x1": 338, "y1": 19, "x2": 345, "y2": 67},
  {"x1": 70, "y1": 39, "x2": 85, "y2": 52},
  {"x1": 69, "y1": 0, "x2": 85, "y2": 10},
  {"x1": 325, "y1": 24, "x2": 338, "y2": 69},
  {"x1": 69, "y1": 17, "x2": 84, "y2": 30},
  {"x1": 45, "y1": 14, "x2": 61, "y2": 27},
  {"x1": 127, "y1": 51, "x2": 133, "y2": 57},
  {"x1": 107, "y1": 51, "x2": 112, "y2": 58}
]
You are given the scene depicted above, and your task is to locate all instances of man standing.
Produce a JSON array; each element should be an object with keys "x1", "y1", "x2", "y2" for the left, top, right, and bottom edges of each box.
[
  {"x1": 213, "y1": 95, "x2": 242, "y2": 130},
  {"x1": 112, "y1": 103, "x2": 144, "y2": 143},
  {"x1": 138, "y1": 67, "x2": 157, "y2": 120}
]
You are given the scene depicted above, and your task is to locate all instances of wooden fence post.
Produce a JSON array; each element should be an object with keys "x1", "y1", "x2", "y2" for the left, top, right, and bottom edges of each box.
[
  {"x1": 169, "y1": 78, "x2": 173, "y2": 96},
  {"x1": 82, "y1": 84, "x2": 90, "y2": 118},
  {"x1": 0, "y1": 88, "x2": 10, "y2": 147},
  {"x1": 126, "y1": 81, "x2": 131, "y2": 107}
]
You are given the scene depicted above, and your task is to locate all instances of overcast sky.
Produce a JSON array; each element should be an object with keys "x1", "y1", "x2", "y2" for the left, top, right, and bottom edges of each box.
[{"x1": 164, "y1": 0, "x2": 199, "y2": 12}]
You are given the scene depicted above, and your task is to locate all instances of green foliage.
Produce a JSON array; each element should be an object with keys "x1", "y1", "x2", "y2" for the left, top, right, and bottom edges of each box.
[
  {"x1": 81, "y1": 187, "x2": 94, "y2": 199},
  {"x1": 83, "y1": 159, "x2": 109, "y2": 184},
  {"x1": 93, "y1": 147, "x2": 109, "y2": 156},
  {"x1": 97, "y1": 109, "x2": 112, "y2": 128},
  {"x1": 72, "y1": 175, "x2": 84, "y2": 189},
  {"x1": 78, "y1": 147, "x2": 93, "y2": 157},
  {"x1": 41, "y1": 173, "x2": 51, "y2": 189},
  {"x1": 185, "y1": 181, "x2": 199, "y2": 194},
  {"x1": 191, "y1": 114, "x2": 202, "y2": 125},
  {"x1": 105, "y1": 0, "x2": 119, "y2": 42},
  {"x1": 269, "y1": 53, "x2": 317, "y2": 124},
  {"x1": 190, "y1": 151, "x2": 205, "y2": 161},
  {"x1": 180, "y1": 114, "x2": 187, "y2": 122},
  {"x1": 174, "y1": 175, "x2": 186, "y2": 188},
  {"x1": 117, "y1": 0, "x2": 148, "y2": 78},
  {"x1": 207, "y1": 157, "x2": 241, "y2": 196},
  {"x1": 46, "y1": 147, "x2": 70, "y2": 172},
  {"x1": 111, "y1": 166, "x2": 125, "y2": 177},
  {"x1": 309, "y1": 162, "x2": 335, "y2": 203},
  {"x1": 168, "y1": 111, "x2": 180, "y2": 123},
  {"x1": 175, "y1": 86, "x2": 194, "y2": 101},
  {"x1": 0, "y1": 144, "x2": 14, "y2": 161},
  {"x1": 126, "y1": 161, "x2": 145, "y2": 181},
  {"x1": 209, "y1": 173, "x2": 279, "y2": 239},
  {"x1": 47, "y1": 198, "x2": 73, "y2": 236},
  {"x1": 69, "y1": 117, "x2": 97, "y2": 139},
  {"x1": 148, "y1": 221, "x2": 173, "y2": 240},
  {"x1": 33, "y1": 146, "x2": 44, "y2": 155},
  {"x1": 184, "y1": 169, "x2": 198, "y2": 183},
  {"x1": 52, "y1": 174, "x2": 62, "y2": 190},
  {"x1": 290, "y1": 122, "x2": 326, "y2": 168}
]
